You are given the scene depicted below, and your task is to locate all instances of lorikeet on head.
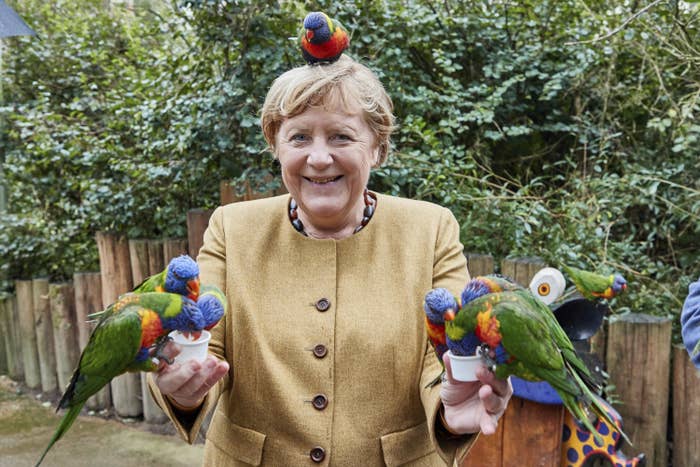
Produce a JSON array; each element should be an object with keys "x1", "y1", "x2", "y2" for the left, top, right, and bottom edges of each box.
[
  {"x1": 299, "y1": 11, "x2": 349, "y2": 64},
  {"x1": 35, "y1": 292, "x2": 205, "y2": 467},
  {"x1": 561, "y1": 264, "x2": 627, "y2": 301},
  {"x1": 445, "y1": 287, "x2": 629, "y2": 445}
]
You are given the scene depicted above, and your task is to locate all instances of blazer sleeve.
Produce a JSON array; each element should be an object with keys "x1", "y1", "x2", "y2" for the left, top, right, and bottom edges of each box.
[
  {"x1": 147, "y1": 206, "x2": 231, "y2": 443},
  {"x1": 681, "y1": 279, "x2": 700, "y2": 368},
  {"x1": 420, "y1": 207, "x2": 479, "y2": 465}
]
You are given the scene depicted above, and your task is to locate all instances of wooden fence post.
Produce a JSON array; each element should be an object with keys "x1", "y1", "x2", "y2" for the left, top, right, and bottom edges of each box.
[
  {"x1": 129, "y1": 239, "x2": 168, "y2": 424},
  {"x1": 49, "y1": 283, "x2": 79, "y2": 392},
  {"x1": 1, "y1": 295, "x2": 23, "y2": 379},
  {"x1": 187, "y1": 209, "x2": 213, "y2": 260},
  {"x1": 96, "y1": 231, "x2": 142, "y2": 418},
  {"x1": 606, "y1": 313, "x2": 671, "y2": 467},
  {"x1": 672, "y1": 344, "x2": 700, "y2": 467},
  {"x1": 0, "y1": 296, "x2": 9, "y2": 375},
  {"x1": 465, "y1": 253, "x2": 495, "y2": 277},
  {"x1": 15, "y1": 279, "x2": 41, "y2": 388},
  {"x1": 163, "y1": 238, "x2": 188, "y2": 262},
  {"x1": 32, "y1": 278, "x2": 58, "y2": 394},
  {"x1": 74, "y1": 271, "x2": 110, "y2": 410}
]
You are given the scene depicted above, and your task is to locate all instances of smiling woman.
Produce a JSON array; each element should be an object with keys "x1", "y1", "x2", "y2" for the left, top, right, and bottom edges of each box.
[{"x1": 148, "y1": 23, "x2": 513, "y2": 466}]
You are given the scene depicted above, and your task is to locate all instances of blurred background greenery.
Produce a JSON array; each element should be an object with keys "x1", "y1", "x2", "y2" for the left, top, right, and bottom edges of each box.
[{"x1": 0, "y1": 0, "x2": 698, "y2": 335}]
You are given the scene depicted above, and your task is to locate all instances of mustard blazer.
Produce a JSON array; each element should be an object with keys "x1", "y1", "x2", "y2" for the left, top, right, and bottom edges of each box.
[{"x1": 149, "y1": 193, "x2": 477, "y2": 466}]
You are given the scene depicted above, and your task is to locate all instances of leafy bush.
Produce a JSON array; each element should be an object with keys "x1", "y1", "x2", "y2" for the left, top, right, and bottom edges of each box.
[{"x1": 1, "y1": 0, "x2": 698, "y2": 338}]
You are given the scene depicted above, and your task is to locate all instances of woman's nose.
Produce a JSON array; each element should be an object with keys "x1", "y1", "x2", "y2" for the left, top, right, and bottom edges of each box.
[{"x1": 307, "y1": 141, "x2": 333, "y2": 167}]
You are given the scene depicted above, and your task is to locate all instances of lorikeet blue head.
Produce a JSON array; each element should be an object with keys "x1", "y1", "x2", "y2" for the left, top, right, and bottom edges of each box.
[
  {"x1": 160, "y1": 297, "x2": 205, "y2": 333},
  {"x1": 303, "y1": 12, "x2": 332, "y2": 44},
  {"x1": 199, "y1": 292, "x2": 225, "y2": 330},
  {"x1": 611, "y1": 274, "x2": 627, "y2": 294},
  {"x1": 461, "y1": 278, "x2": 494, "y2": 306},
  {"x1": 424, "y1": 287, "x2": 458, "y2": 324},
  {"x1": 165, "y1": 255, "x2": 200, "y2": 301}
]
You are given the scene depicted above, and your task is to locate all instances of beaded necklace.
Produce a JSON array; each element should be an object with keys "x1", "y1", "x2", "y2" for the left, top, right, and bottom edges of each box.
[{"x1": 288, "y1": 188, "x2": 377, "y2": 237}]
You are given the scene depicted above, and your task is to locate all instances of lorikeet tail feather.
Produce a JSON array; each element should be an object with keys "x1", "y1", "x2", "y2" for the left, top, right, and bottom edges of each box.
[
  {"x1": 566, "y1": 360, "x2": 632, "y2": 446},
  {"x1": 35, "y1": 404, "x2": 83, "y2": 467}
]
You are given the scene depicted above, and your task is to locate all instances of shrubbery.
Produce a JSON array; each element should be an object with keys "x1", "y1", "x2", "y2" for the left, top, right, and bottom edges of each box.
[{"x1": 1, "y1": 0, "x2": 698, "y2": 332}]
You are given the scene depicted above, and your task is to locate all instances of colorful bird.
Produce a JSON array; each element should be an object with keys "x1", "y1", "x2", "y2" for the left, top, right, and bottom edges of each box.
[
  {"x1": 562, "y1": 265, "x2": 627, "y2": 301},
  {"x1": 134, "y1": 254, "x2": 200, "y2": 301},
  {"x1": 423, "y1": 287, "x2": 458, "y2": 387},
  {"x1": 187, "y1": 284, "x2": 227, "y2": 340},
  {"x1": 299, "y1": 11, "x2": 349, "y2": 64},
  {"x1": 444, "y1": 286, "x2": 628, "y2": 444},
  {"x1": 35, "y1": 292, "x2": 205, "y2": 466}
]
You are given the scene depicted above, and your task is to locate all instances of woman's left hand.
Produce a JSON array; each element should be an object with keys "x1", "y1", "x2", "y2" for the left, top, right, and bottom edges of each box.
[{"x1": 439, "y1": 352, "x2": 513, "y2": 435}]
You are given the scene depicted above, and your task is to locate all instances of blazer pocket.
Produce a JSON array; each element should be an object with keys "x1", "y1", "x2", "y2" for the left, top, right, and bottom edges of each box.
[
  {"x1": 380, "y1": 422, "x2": 435, "y2": 466},
  {"x1": 206, "y1": 409, "x2": 266, "y2": 466}
]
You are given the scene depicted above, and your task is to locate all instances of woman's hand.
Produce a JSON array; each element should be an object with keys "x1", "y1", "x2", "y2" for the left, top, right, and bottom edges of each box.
[
  {"x1": 439, "y1": 352, "x2": 513, "y2": 435},
  {"x1": 153, "y1": 341, "x2": 230, "y2": 409}
]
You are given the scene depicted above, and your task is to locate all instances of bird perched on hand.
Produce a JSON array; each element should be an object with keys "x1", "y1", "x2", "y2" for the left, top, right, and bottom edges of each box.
[
  {"x1": 36, "y1": 292, "x2": 206, "y2": 466},
  {"x1": 299, "y1": 11, "x2": 349, "y2": 64},
  {"x1": 187, "y1": 284, "x2": 227, "y2": 340},
  {"x1": 444, "y1": 285, "x2": 629, "y2": 445},
  {"x1": 423, "y1": 287, "x2": 458, "y2": 387},
  {"x1": 562, "y1": 265, "x2": 627, "y2": 301}
]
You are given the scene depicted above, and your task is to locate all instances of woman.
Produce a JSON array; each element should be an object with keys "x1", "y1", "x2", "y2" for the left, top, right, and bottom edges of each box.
[
  {"x1": 150, "y1": 54, "x2": 512, "y2": 466},
  {"x1": 681, "y1": 279, "x2": 700, "y2": 368}
]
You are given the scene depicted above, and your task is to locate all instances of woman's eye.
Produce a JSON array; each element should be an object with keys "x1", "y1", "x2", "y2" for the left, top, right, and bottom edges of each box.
[
  {"x1": 332, "y1": 134, "x2": 351, "y2": 142},
  {"x1": 291, "y1": 134, "x2": 309, "y2": 143}
]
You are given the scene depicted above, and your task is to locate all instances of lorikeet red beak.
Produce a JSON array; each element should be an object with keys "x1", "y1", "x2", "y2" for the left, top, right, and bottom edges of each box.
[
  {"x1": 306, "y1": 30, "x2": 314, "y2": 41},
  {"x1": 444, "y1": 308, "x2": 456, "y2": 322},
  {"x1": 187, "y1": 279, "x2": 200, "y2": 301}
]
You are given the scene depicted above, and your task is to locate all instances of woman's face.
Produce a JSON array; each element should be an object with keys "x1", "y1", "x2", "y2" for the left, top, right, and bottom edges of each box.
[{"x1": 276, "y1": 104, "x2": 379, "y2": 237}]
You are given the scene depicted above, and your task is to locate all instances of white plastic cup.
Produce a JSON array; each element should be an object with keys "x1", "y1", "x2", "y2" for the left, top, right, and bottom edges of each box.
[
  {"x1": 169, "y1": 330, "x2": 211, "y2": 364},
  {"x1": 447, "y1": 350, "x2": 484, "y2": 382}
]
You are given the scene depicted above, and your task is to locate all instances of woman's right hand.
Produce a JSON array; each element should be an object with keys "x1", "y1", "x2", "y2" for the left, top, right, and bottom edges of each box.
[{"x1": 153, "y1": 341, "x2": 230, "y2": 409}]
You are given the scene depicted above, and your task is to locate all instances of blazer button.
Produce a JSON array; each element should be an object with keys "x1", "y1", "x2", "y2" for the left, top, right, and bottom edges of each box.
[
  {"x1": 310, "y1": 446, "x2": 325, "y2": 463},
  {"x1": 313, "y1": 344, "x2": 328, "y2": 359},
  {"x1": 312, "y1": 394, "x2": 328, "y2": 410},
  {"x1": 315, "y1": 298, "x2": 331, "y2": 312}
]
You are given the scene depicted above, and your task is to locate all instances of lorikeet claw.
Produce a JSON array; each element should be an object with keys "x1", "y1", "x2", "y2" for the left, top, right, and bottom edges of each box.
[{"x1": 152, "y1": 336, "x2": 175, "y2": 365}]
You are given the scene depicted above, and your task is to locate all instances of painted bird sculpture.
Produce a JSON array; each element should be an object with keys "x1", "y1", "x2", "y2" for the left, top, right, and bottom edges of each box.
[
  {"x1": 299, "y1": 11, "x2": 349, "y2": 64},
  {"x1": 444, "y1": 282, "x2": 629, "y2": 445},
  {"x1": 35, "y1": 292, "x2": 206, "y2": 466},
  {"x1": 562, "y1": 264, "x2": 627, "y2": 301}
]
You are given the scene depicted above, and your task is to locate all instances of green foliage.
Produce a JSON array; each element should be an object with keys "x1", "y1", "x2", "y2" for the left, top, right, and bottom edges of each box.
[{"x1": 0, "y1": 0, "x2": 698, "y2": 338}]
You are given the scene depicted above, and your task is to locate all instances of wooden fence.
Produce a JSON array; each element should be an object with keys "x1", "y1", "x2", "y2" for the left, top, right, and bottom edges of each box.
[{"x1": 0, "y1": 193, "x2": 697, "y2": 467}]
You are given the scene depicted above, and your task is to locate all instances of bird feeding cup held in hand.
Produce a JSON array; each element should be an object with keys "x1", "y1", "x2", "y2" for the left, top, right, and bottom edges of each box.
[
  {"x1": 169, "y1": 330, "x2": 211, "y2": 364},
  {"x1": 447, "y1": 349, "x2": 485, "y2": 382}
]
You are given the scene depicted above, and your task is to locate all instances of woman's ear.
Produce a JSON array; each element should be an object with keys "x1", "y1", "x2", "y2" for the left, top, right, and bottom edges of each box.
[{"x1": 371, "y1": 145, "x2": 380, "y2": 167}]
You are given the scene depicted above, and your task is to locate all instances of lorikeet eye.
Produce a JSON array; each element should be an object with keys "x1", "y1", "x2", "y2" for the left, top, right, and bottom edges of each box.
[{"x1": 529, "y1": 267, "x2": 566, "y2": 305}]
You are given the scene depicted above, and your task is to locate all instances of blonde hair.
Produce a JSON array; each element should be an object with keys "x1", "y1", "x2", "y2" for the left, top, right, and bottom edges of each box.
[{"x1": 261, "y1": 55, "x2": 395, "y2": 165}]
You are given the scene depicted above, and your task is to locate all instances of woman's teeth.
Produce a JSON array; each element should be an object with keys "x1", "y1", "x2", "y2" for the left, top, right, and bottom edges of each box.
[{"x1": 307, "y1": 176, "x2": 341, "y2": 184}]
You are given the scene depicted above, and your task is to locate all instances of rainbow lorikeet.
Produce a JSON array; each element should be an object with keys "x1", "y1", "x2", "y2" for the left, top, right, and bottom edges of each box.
[
  {"x1": 445, "y1": 285, "x2": 629, "y2": 445},
  {"x1": 299, "y1": 11, "x2": 349, "y2": 64},
  {"x1": 186, "y1": 284, "x2": 227, "y2": 340},
  {"x1": 423, "y1": 287, "x2": 458, "y2": 387},
  {"x1": 561, "y1": 264, "x2": 627, "y2": 301},
  {"x1": 35, "y1": 292, "x2": 205, "y2": 466},
  {"x1": 134, "y1": 254, "x2": 200, "y2": 301},
  {"x1": 88, "y1": 255, "x2": 200, "y2": 321}
]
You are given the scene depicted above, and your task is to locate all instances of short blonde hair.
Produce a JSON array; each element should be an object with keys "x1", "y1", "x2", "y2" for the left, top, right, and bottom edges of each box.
[{"x1": 261, "y1": 55, "x2": 395, "y2": 165}]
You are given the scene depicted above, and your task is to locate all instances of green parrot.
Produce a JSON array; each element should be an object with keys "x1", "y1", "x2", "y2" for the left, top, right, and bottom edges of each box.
[
  {"x1": 88, "y1": 255, "x2": 200, "y2": 321},
  {"x1": 35, "y1": 292, "x2": 206, "y2": 467},
  {"x1": 561, "y1": 264, "x2": 627, "y2": 301},
  {"x1": 445, "y1": 288, "x2": 629, "y2": 445}
]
